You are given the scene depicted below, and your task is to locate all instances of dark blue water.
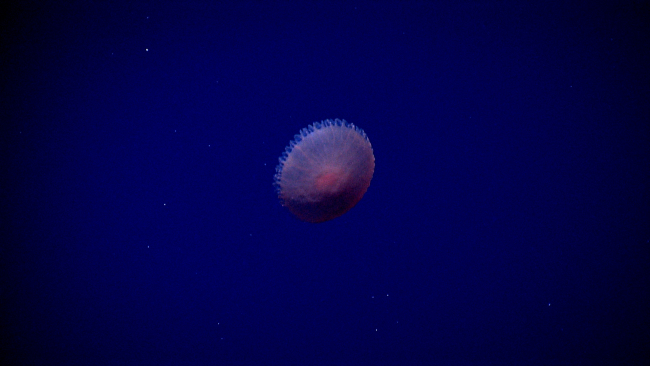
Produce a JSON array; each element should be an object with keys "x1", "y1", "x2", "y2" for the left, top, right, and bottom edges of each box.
[{"x1": 3, "y1": 1, "x2": 649, "y2": 365}]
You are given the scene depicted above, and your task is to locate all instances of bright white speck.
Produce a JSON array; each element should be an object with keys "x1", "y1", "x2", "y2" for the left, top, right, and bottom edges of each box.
[
  {"x1": 548, "y1": 303, "x2": 551, "y2": 306},
  {"x1": 164, "y1": 203, "x2": 166, "y2": 206},
  {"x1": 147, "y1": 246, "x2": 149, "y2": 248},
  {"x1": 375, "y1": 329, "x2": 378, "y2": 331},
  {"x1": 387, "y1": 294, "x2": 389, "y2": 297},
  {"x1": 146, "y1": 49, "x2": 149, "y2": 51}
]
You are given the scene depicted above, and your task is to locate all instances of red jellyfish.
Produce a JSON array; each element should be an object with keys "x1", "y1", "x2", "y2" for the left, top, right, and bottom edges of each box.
[{"x1": 273, "y1": 119, "x2": 375, "y2": 223}]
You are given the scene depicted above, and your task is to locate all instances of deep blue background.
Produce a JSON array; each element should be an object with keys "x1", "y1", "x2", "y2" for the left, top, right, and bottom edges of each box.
[{"x1": 3, "y1": 1, "x2": 649, "y2": 365}]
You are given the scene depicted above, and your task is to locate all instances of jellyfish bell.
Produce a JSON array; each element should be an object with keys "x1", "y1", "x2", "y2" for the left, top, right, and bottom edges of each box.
[{"x1": 274, "y1": 119, "x2": 375, "y2": 223}]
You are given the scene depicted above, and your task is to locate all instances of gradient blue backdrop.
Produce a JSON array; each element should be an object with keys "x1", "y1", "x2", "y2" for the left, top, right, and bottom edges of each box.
[{"x1": 3, "y1": 1, "x2": 649, "y2": 365}]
